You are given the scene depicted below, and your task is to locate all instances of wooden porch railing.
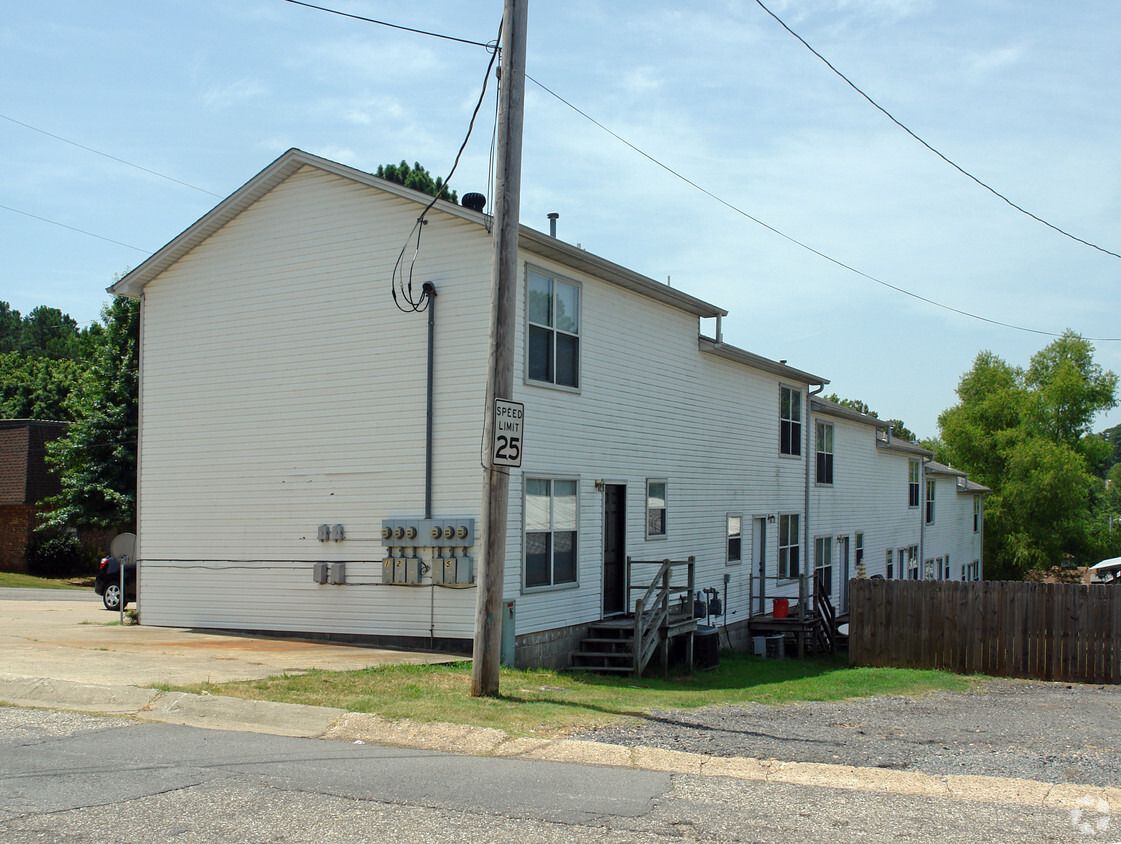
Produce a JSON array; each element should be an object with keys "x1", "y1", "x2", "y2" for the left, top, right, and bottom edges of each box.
[{"x1": 629, "y1": 556, "x2": 696, "y2": 676}]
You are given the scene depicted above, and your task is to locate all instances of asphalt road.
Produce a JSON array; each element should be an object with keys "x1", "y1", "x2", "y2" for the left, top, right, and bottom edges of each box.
[{"x1": 0, "y1": 708, "x2": 1105, "y2": 843}]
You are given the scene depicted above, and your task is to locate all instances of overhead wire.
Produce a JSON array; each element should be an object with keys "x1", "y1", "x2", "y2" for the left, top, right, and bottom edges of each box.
[
  {"x1": 0, "y1": 113, "x2": 221, "y2": 198},
  {"x1": 525, "y1": 74, "x2": 1121, "y2": 343},
  {"x1": 0, "y1": 203, "x2": 150, "y2": 253},
  {"x1": 750, "y1": 0, "x2": 1121, "y2": 262},
  {"x1": 390, "y1": 20, "x2": 502, "y2": 313},
  {"x1": 282, "y1": 0, "x2": 492, "y2": 48}
]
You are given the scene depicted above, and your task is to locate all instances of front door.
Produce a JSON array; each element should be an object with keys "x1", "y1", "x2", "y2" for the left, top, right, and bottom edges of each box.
[{"x1": 603, "y1": 484, "x2": 627, "y2": 616}]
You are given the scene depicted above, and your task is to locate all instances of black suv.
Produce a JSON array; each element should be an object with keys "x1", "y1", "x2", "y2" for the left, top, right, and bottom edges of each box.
[{"x1": 94, "y1": 555, "x2": 136, "y2": 611}]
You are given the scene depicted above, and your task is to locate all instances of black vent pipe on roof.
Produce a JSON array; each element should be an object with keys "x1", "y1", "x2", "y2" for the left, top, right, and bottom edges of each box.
[{"x1": 462, "y1": 192, "x2": 486, "y2": 212}]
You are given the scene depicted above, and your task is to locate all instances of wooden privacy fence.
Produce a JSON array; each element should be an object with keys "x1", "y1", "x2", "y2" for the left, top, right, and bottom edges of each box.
[{"x1": 848, "y1": 579, "x2": 1121, "y2": 684}]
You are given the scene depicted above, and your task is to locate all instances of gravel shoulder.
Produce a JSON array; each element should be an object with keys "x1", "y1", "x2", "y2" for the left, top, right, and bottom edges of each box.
[{"x1": 574, "y1": 678, "x2": 1121, "y2": 788}]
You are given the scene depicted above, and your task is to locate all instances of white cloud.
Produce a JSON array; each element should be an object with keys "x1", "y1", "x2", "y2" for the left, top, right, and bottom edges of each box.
[
  {"x1": 202, "y1": 78, "x2": 267, "y2": 108},
  {"x1": 962, "y1": 45, "x2": 1026, "y2": 81},
  {"x1": 621, "y1": 67, "x2": 661, "y2": 95}
]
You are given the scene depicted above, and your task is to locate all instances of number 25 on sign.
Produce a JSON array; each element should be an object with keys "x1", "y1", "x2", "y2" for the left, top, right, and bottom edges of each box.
[{"x1": 492, "y1": 399, "x2": 524, "y2": 467}]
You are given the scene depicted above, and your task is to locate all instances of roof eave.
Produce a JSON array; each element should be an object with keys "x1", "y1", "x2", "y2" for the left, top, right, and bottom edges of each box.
[{"x1": 698, "y1": 337, "x2": 828, "y2": 386}]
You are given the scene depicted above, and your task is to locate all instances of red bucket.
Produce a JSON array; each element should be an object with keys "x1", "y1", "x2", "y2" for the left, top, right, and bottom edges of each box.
[{"x1": 773, "y1": 598, "x2": 789, "y2": 619}]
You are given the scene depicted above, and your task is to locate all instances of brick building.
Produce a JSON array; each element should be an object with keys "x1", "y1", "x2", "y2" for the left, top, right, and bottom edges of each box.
[{"x1": 0, "y1": 420, "x2": 68, "y2": 572}]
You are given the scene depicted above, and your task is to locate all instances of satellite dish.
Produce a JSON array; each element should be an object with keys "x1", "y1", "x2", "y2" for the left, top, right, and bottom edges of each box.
[{"x1": 109, "y1": 533, "x2": 137, "y2": 564}]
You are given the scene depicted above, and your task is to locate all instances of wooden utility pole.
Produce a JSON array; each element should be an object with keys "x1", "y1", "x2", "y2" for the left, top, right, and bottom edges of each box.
[{"x1": 471, "y1": 0, "x2": 527, "y2": 697}]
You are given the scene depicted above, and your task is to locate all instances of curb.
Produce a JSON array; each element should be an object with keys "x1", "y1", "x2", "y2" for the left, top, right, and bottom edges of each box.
[{"x1": 3, "y1": 673, "x2": 1117, "y2": 812}]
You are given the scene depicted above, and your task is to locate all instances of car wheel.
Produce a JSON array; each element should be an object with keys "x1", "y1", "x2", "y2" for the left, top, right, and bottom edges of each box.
[{"x1": 103, "y1": 583, "x2": 123, "y2": 611}]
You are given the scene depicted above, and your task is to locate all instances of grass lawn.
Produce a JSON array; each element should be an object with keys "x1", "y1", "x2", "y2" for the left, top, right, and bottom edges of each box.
[
  {"x1": 0, "y1": 571, "x2": 92, "y2": 590},
  {"x1": 167, "y1": 653, "x2": 977, "y2": 738}
]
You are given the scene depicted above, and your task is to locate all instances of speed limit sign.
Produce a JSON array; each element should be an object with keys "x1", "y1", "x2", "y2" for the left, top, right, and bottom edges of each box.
[{"x1": 492, "y1": 399, "x2": 524, "y2": 467}]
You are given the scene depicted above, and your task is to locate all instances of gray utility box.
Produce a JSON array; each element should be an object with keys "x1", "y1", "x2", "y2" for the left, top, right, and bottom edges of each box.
[
  {"x1": 753, "y1": 634, "x2": 785, "y2": 659},
  {"x1": 381, "y1": 557, "x2": 423, "y2": 585},
  {"x1": 313, "y1": 562, "x2": 329, "y2": 584},
  {"x1": 328, "y1": 562, "x2": 346, "y2": 585},
  {"x1": 433, "y1": 556, "x2": 474, "y2": 585}
]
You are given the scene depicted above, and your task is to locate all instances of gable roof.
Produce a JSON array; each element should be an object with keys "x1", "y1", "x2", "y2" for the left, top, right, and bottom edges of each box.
[{"x1": 109, "y1": 148, "x2": 726, "y2": 321}]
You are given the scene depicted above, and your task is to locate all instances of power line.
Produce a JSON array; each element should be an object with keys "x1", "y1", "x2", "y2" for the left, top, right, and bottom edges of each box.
[
  {"x1": 0, "y1": 203, "x2": 150, "y2": 253},
  {"x1": 0, "y1": 113, "x2": 221, "y2": 198},
  {"x1": 750, "y1": 0, "x2": 1121, "y2": 262},
  {"x1": 525, "y1": 75, "x2": 1120, "y2": 342},
  {"x1": 282, "y1": 0, "x2": 493, "y2": 48}
]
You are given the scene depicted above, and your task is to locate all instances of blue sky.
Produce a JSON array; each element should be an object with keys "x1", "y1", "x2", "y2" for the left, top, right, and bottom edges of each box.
[{"x1": 3, "y1": 0, "x2": 1120, "y2": 438}]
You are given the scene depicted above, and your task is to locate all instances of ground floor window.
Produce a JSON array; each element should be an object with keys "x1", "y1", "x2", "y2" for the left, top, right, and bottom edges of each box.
[
  {"x1": 726, "y1": 514, "x2": 742, "y2": 564},
  {"x1": 886, "y1": 549, "x2": 894, "y2": 580},
  {"x1": 524, "y1": 478, "x2": 578, "y2": 589},
  {"x1": 646, "y1": 480, "x2": 667, "y2": 538},
  {"x1": 906, "y1": 546, "x2": 919, "y2": 579},
  {"x1": 814, "y1": 536, "x2": 833, "y2": 595},
  {"x1": 778, "y1": 514, "x2": 800, "y2": 578}
]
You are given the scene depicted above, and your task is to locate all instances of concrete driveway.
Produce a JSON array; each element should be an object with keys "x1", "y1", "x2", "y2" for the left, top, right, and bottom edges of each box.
[{"x1": 0, "y1": 588, "x2": 459, "y2": 687}]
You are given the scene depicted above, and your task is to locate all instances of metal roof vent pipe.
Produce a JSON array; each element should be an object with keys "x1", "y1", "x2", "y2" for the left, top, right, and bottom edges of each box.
[
  {"x1": 462, "y1": 192, "x2": 486, "y2": 212},
  {"x1": 547, "y1": 212, "x2": 559, "y2": 238}
]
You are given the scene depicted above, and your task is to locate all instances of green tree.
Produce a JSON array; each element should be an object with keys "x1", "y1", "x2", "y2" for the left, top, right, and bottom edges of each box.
[
  {"x1": 936, "y1": 332, "x2": 1118, "y2": 578},
  {"x1": 0, "y1": 352, "x2": 84, "y2": 420},
  {"x1": 375, "y1": 161, "x2": 458, "y2": 204},
  {"x1": 42, "y1": 296, "x2": 139, "y2": 531}
]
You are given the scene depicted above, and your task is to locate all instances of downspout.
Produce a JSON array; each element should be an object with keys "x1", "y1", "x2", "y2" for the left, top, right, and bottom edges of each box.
[
  {"x1": 423, "y1": 283, "x2": 437, "y2": 521},
  {"x1": 423, "y1": 282, "x2": 436, "y2": 649},
  {"x1": 135, "y1": 292, "x2": 144, "y2": 614}
]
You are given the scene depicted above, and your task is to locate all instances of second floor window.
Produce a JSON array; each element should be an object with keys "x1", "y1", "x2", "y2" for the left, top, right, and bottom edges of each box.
[
  {"x1": 780, "y1": 386, "x2": 802, "y2": 456},
  {"x1": 815, "y1": 422, "x2": 834, "y2": 484},
  {"x1": 908, "y1": 460, "x2": 920, "y2": 508},
  {"x1": 926, "y1": 479, "x2": 936, "y2": 524},
  {"x1": 528, "y1": 268, "x2": 579, "y2": 388}
]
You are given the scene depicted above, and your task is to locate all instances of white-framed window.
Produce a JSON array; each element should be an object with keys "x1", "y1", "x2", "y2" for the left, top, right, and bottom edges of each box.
[
  {"x1": 943, "y1": 555, "x2": 951, "y2": 580},
  {"x1": 907, "y1": 545, "x2": 919, "y2": 579},
  {"x1": 645, "y1": 480, "x2": 667, "y2": 539},
  {"x1": 778, "y1": 513, "x2": 800, "y2": 578},
  {"x1": 967, "y1": 560, "x2": 980, "y2": 581},
  {"x1": 925, "y1": 479, "x2": 936, "y2": 524},
  {"x1": 524, "y1": 478, "x2": 578, "y2": 590},
  {"x1": 885, "y1": 549, "x2": 894, "y2": 580},
  {"x1": 908, "y1": 460, "x2": 920, "y2": 508},
  {"x1": 814, "y1": 536, "x2": 833, "y2": 595},
  {"x1": 855, "y1": 532, "x2": 864, "y2": 572},
  {"x1": 780, "y1": 386, "x2": 802, "y2": 456},
  {"x1": 527, "y1": 267, "x2": 579, "y2": 389},
  {"x1": 973, "y1": 496, "x2": 980, "y2": 533},
  {"x1": 924, "y1": 558, "x2": 935, "y2": 580},
  {"x1": 815, "y1": 422, "x2": 834, "y2": 485},
  {"x1": 726, "y1": 514, "x2": 742, "y2": 564}
]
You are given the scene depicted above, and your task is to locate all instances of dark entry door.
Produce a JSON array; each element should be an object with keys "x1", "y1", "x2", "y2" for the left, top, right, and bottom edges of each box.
[{"x1": 603, "y1": 485, "x2": 627, "y2": 616}]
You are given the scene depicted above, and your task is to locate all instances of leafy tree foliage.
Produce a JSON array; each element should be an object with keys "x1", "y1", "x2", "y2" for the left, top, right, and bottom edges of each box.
[
  {"x1": 42, "y1": 297, "x2": 139, "y2": 532},
  {"x1": 0, "y1": 302, "x2": 99, "y2": 420},
  {"x1": 375, "y1": 161, "x2": 458, "y2": 204},
  {"x1": 824, "y1": 393, "x2": 917, "y2": 442},
  {"x1": 936, "y1": 331, "x2": 1118, "y2": 578}
]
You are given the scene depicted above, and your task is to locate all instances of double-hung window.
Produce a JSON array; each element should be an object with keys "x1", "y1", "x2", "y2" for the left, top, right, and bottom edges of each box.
[
  {"x1": 524, "y1": 478, "x2": 578, "y2": 589},
  {"x1": 815, "y1": 422, "x2": 834, "y2": 484},
  {"x1": 973, "y1": 497, "x2": 980, "y2": 532},
  {"x1": 778, "y1": 513, "x2": 800, "y2": 578},
  {"x1": 814, "y1": 536, "x2": 833, "y2": 595},
  {"x1": 925, "y1": 479, "x2": 936, "y2": 524},
  {"x1": 780, "y1": 386, "x2": 802, "y2": 456},
  {"x1": 908, "y1": 460, "x2": 920, "y2": 508},
  {"x1": 527, "y1": 268, "x2": 579, "y2": 388},
  {"x1": 885, "y1": 549, "x2": 894, "y2": 579},
  {"x1": 726, "y1": 514, "x2": 742, "y2": 564},
  {"x1": 646, "y1": 480, "x2": 667, "y2": 538}
]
